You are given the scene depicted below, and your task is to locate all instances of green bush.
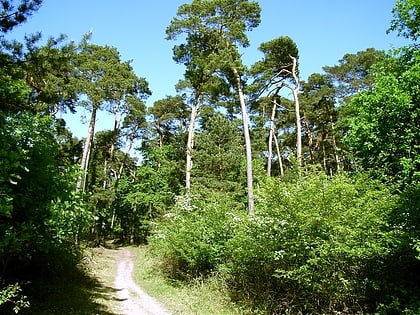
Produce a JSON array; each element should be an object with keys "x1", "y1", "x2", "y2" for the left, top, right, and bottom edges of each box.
[
  {"x1": 149, "y1": 192, "x2": 244, "y2": 280},
  {"x1": 0, "y1": 113, "x2": 89, "y2": 313},
  {"x1": 149, "y1": 171, "x2": 419, "y2": 313},
  {"x1": 224, "y1": 172, "x2": 402, "y2": 314},
  {"x1": 0, "y1": 283, "x2": 29, "y2": 314}
]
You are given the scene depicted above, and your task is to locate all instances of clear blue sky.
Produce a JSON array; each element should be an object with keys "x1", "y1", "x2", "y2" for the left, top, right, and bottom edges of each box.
[{"x1": 9, "y1": 0, "x2": 407, "y2": 138}]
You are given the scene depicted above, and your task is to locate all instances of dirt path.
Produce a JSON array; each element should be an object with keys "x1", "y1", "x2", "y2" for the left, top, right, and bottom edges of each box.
[{"x1": 112, "y1": 247, "x2": 171, "y2": 315}]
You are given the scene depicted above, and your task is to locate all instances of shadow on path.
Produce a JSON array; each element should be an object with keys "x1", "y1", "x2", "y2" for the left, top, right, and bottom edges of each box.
[{"x1": 19, "y1": 261, "x2": 120, "y2": 315}]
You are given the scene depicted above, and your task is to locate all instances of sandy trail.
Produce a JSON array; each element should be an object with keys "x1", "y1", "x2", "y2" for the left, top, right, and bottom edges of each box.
[{"x1": 113, "y1": 247, "x2": 171, "y2": 315}]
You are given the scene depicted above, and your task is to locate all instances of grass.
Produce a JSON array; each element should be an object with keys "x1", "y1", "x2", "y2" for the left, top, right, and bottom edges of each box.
[{"x1": 130, "y1": 245, "x2": 243, "y2": 315}]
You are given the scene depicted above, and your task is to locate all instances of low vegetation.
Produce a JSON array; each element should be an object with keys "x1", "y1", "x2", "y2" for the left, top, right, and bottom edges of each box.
[
  {"x1": 149, "y1": 172, "x2": 420, "y2": 314},
  {"x1": 132, "y1": 246, "x2": 241, "y2": 315}
]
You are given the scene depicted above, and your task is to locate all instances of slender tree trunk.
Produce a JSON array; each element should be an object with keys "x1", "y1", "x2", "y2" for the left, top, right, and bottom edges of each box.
[
  {"x1": 77, "y1": 107, "x2": 97, "y2": 192},
  {"x1": 273, "y1": 132, "x2": 284, "y2": 176},
  {"x1": 185, "y1": 95, "x2": 200, "y2": 194},
  {"x1": 233, "y1": 67, "x2": 254, "y2": 216},
  {"x1": 157, "y1": 126, "x2": 164, "y2": 148},
  {"x1": 290, "y1": 57, "x2": 302, "y2": 167},
  {"x1": 103, "y1": 159, "x2": 108, "y2": 189},
  {"x1": 104, "y1": 107, "x2": 121, "y2": 189},
  {"x1": 267, "y1": 101, "x2": 277, "y2": 176}
]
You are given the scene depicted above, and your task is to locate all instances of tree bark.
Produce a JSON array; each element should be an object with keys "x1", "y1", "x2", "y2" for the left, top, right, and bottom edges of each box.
[
  {"x1": 273, "y1": 132, "x2": 284, "y2": 176},
  {"x1": 185, "y1": 95, "x2": 200, "y2": 194},
  {"x1": 290, "y1": 57, "x2": 302, "y2": 167},
  {"x1": 76, "y1": 107, "x2": 97, "y2": 192},
  {"x1": 104, "y1": 105, "x2": 121, "y2": 189},
  {"x1": 322, "y1": 128, "x2": 328, "y2": 172},
  {"x1": 233, "y1": 67, "x2": 254, "y2": 216},
  {"x1": 267, "y1": 100, "x2": 277, "y2": 176}
]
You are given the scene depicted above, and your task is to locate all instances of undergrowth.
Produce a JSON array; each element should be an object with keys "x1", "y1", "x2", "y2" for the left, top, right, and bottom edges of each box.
[{"x1": 148, "y1": 171, "x2": 420, "y2": 314}]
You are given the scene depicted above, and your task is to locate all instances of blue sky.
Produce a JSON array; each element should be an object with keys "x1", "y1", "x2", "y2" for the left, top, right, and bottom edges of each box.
[{"x1": 9, "y1": 0, "x2": 407, "y2": 138}]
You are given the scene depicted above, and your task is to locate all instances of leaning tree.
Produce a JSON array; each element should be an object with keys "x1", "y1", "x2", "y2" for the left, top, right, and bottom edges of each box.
[{"x1": 167, "y1": 0, "x2": 261, "y2": 215}]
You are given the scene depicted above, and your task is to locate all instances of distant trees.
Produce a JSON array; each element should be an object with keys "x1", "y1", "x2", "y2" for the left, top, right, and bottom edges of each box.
[
  {"x1": 166, "y1": 0, "x2": 261, "y2": 215},
  {"x1": 74, "y1": 40, "x2": 150, "y2": 192},
  {"x1": 193, "y1": 111, "x2": 245, "y2": 199},
  {"x1": 249, "y1": 36, "x2": 301, "y2": 172}
]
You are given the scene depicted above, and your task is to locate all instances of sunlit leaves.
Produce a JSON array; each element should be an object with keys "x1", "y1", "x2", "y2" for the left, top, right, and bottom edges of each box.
[
  {"x1": 343, "y1": 51, "x2": 420, "y2": 185},
  {"x1": 226, "y1": 172, "x2": 400, "y2": 313},
  {"x1": 388, "y1": 0, "x2": 420, "y2": 42}
]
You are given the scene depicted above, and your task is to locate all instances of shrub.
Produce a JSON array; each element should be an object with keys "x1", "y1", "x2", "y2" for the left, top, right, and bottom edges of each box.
[
  {"x1": 0, "y1": 283, "x2": 29, "y2": 314},
  {"x1": 149, "y1": 192, "x2": 244, "y2": 281},
  {"x1": 224, "y1": 172, "x2": 401, "y2": 314}
]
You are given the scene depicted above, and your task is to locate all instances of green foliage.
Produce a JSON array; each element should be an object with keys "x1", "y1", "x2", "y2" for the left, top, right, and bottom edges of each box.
[
  {"x1": 0, "y1": 112, "x2": 86, "y2": 274},
  {"x1": 249, "y1": 36, "x2": 299, "y2": 96},
  {"x1": 47, "y1": 190, "x2": 92, "y2": 245},
  {"x1": 323, "y1": 48, "x2": 385, "y2": 101},
  {"x1": 149, "y1": 170, "x2": 419, "y2": 313},
  {"x1": 111, "y1": 146, "x2": 180, "y2": 244},
  {"x1": 0, "y1": 0, "x2": 42, "y2": 34},
  {"x1": 167, "y1": 0, "x2": 261, "y2": 48},
  {"x1": 223, "y1": 172, "x2": 416, "y2": 314},
  {"x1": 149, "y1": 193, "x2": 244, "y2": 280},
  {"x1": 0, "y1": 283, "x2": 29, "y2": 314},
  {"x1": 0, "y1": 111, "x2": 91, "y2": 313},
  {"x1": 342, "y1": 50, "x2": 420, "y2": 185},
  {"x1": 147, "y1": 95, "x2": 189, "y2": 147},
  {"x1": 0, "y1": 113, "x2": 57, "y2": 238},
  {"x1": 388, "y1": 0, "x2": 420, "y2": 42},
  {"x1": 300, "y1": 73, "x2": 343, "y2": 173},
  {"x1": 193, "y1": 112, "x2": 245, "y2": 197},
  {"x1": 0, "y1": 71, "x2": 30, "y2": 113}
]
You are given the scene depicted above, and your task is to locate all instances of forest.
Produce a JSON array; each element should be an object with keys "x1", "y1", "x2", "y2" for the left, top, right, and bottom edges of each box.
[{"x1": 0, "y1": 0, "x2": 419, "y2": 314}]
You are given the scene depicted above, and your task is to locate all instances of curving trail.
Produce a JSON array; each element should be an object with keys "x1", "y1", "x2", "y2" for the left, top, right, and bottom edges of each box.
[{"x1": 113, "y1": 248, "x2": 171, "y2": 315}]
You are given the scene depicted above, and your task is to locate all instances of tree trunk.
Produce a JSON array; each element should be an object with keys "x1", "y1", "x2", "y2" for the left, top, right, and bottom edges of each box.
[
  {"x1": 157, "y1": 126, "x2": 164, "y2": 148},
  {"x1": 185, "y1": 95, "x2": 200, "y2": 194},
  {"x1": 273, "y1": 132, "x2": 284, "y2": 176},
  {"x1": 76, "y1": 107, "x2": 97, "y2": 192},
  {"x1": 290, "y1": 57, "x2": 302, "y2": 167},
  {"x1": 267, "y1": 100, "x2": 277, "y2": 176},
  {"x1": 104, "y1": 106, "x2": 121, "y2": 189},
  {"x1": 103, "y1": 159, "x2": 108, "y2": 189},
  {"x1": 233, "y1": 67, "x2": 254, "y2": 216}
]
